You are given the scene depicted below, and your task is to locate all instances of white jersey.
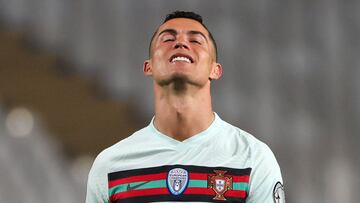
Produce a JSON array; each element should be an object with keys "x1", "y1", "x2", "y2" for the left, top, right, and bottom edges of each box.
[{"x1": 86, "y1": 113, "x2": 284, "y2": 203}]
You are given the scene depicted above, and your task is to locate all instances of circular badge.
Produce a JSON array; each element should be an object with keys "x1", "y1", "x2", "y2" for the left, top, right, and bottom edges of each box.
[
  {"x1": 273, "y1": 182, "x2": 285, "y2": 203},
  {"x1": 167, "y1": 168, "x2": 189, "y2": 195}
]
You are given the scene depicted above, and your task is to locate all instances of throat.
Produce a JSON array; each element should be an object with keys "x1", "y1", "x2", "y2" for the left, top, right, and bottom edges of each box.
[
  {"x1": 172, "y1": 77, "x2": 187, "y2": 93},
  {"x1": 154, "y1": 105, "x2": 215, "y2": 142},
  {"x1": 155, "y1": 114, "x2": 209, "y2": 142},
  {"x1": 153, "y1": 79, "x2": 214, "y2": 141}
]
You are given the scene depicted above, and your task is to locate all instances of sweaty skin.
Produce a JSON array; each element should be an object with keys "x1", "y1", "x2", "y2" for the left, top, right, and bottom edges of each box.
[{"x1": 143, "y1": 18, "x2": 222, "y2": 141}]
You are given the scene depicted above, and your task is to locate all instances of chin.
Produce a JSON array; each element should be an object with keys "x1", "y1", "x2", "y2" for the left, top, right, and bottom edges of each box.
[
  {"x1": 158, "y1": 74, "x2": 188, "y2": 86},
  {"x1": 158, "y1": 74, "x2": 204, "y2": 88}
]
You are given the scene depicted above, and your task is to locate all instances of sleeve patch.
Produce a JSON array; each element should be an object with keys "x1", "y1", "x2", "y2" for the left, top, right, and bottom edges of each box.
[{"x1": 273, "y1": 182, "x2": 285, "y2": 203}]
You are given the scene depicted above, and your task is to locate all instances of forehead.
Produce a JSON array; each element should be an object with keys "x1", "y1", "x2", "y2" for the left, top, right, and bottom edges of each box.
[{"x1": 157, "y1": 18, "x2": 209, "y2": 36}]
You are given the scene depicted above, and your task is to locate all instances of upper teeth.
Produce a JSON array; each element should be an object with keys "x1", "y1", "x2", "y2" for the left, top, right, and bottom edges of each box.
[{"x1": 171, "y1": 56, "x2": 191, "y2": 63}]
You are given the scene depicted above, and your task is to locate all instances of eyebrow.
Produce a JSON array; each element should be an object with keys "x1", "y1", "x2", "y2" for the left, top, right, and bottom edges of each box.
[
  {"x1": 158, "y1": 29, "x2": 208, "y2": 42},
  {"x1": 188, "y1": 30, "x2": 208, "y2": 42},
  {"x1": 158, "y1": 28, "x2": 177, "y2": 37}
]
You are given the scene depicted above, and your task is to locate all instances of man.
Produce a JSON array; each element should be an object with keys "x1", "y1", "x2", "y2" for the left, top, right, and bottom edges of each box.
[{"x1": 86, "y1": 11, "x2": 285, "y2": 203}]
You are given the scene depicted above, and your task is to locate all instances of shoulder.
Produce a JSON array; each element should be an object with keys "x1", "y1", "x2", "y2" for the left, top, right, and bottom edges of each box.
[
  {"x1": 91, "y1": 125, "x2": 150, "y2": 171},
  {"x1": 219, "y1": 121, "x2": 283, "y2": 202},
  {"x1": 86, "y1": 126, "x2": 150, "y2": 202},
  {"x1": 220, "y1": 120, "x2": 275, "y2": 162}
]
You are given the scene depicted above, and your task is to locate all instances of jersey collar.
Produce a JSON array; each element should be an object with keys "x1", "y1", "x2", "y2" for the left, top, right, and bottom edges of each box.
[{"x1": 149, "y1": 112, "x2": 224, "y2": 146}]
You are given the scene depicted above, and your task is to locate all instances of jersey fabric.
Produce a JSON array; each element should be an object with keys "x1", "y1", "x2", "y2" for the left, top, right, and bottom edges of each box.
[{"x1": 86, "y1": 113, "x2": 284, "y2": 203}]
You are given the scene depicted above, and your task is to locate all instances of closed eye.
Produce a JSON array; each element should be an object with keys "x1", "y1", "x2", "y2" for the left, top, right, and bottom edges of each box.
[
  {"x1": 190, "y1": 40, "x2": 201, "y2": 44},
  {"x1": 164, "y1": 39, "x2": 175, "y2": 42}
]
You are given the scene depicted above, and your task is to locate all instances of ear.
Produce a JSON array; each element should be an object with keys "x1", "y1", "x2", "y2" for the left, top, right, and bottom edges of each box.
[
  {"x1": 143, "y1": 60, "x2": 152, "y2": 76},
  {"x1": 209, "y1": 63, "x2": 222, "y2": 80}
]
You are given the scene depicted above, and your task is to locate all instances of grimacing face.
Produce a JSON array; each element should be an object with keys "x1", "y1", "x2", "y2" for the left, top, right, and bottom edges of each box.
[{"x1": 143, "y1": 18, "x2": 222, "y2": 87}]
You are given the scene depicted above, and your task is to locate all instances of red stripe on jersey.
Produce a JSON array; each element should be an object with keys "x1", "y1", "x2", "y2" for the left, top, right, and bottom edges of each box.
[
  {"x1": 233, "y1": 175, "x2": 250, "y2": 182},
  {"x1": 183, "y1": 187, "x2": 215, "y2": 195},
  {"x1": 108, "y1": 173, "x2": 167, "y2": 188},
  {"x1": 184, "y1": 188, "x2": 247, "y2": 198},
  {"x1": 226, "y1": 190, "x2": 247, "y2": 198},
  {"x1": 189, "y1": 172, "x2": 208, "y2": 180}
]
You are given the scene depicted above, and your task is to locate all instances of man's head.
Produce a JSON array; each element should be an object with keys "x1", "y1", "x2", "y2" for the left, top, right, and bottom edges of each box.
[
  {"x1": 144, "y1": 11, "x2": 222, "y2": 88},
  {"x1": 148, "y1": 11, "x2": 218, "y2": 62}
]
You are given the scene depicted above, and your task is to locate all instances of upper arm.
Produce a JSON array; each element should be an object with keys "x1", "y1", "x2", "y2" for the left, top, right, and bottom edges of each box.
[
  {"x1": 86, "y1": 157, "x2": 109, "y2": 203},
  {"x1": 246, "y1": 144, "x2": 285, "y2": 203}
]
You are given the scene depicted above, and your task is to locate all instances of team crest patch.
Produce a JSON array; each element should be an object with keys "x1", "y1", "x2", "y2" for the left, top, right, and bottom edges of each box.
[
  {"x1": 273, "y1": 182, "x2": 285, "y2": 203},
  {"x1": 208, "y1": 170, "x2": 233, "y2": 200},
  {"x1": 167, "y1": 168, "x2": 189, "y2": 195}
]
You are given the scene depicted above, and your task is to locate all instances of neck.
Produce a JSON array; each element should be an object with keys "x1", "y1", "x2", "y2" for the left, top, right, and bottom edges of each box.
[{"x1": 153, "y1": 81, "x2": 215, "y2": 141}]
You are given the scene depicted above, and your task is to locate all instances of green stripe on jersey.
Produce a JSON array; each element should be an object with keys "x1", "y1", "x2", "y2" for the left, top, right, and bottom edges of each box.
[
  {"x1": 109, "y1": 180, "x2": 166, "y2": 195},
  {"x1": 188, "y1": 180, "x2": 207, "y2": 188},
  {"x1": 233, "y1": 182, "x2": 249, "y2": 192}
]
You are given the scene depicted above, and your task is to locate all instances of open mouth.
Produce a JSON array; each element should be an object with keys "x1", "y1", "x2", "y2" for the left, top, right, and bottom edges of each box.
[{"x1": 169, "y1": 54, "x2": 194, "y2": 63}]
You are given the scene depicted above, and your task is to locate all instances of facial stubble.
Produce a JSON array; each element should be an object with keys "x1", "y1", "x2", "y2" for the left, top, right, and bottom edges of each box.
[{"x1": 157, "y1": 73, "x2": 206, "y2": 93}]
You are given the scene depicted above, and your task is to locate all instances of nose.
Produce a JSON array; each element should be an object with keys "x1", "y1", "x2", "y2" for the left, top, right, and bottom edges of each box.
[
  {"x1": 174, "y1": 34, "x2": 189, "y2": 50},
  {"x1": 174, "y1": 42, "x2": 189, "y2": 49}
]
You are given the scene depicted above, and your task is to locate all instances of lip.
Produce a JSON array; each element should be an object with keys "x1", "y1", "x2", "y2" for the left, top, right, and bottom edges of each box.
[{"x1": 169, "y1": 53, "x2": 194, "y2": 63}]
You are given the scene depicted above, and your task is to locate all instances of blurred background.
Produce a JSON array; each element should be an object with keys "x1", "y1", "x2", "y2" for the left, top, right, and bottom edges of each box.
[{"x1": 0, "y1": 0, "x2": 359, "y2": 202}]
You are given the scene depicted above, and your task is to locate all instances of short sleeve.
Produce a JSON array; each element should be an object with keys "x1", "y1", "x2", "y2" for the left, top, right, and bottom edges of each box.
[
  {"x1": 86, "y1": 155, "x2": 110, "y2": 203},
  {"x1": 246, "y1": 143, "x2": 285, "y2": 203}
]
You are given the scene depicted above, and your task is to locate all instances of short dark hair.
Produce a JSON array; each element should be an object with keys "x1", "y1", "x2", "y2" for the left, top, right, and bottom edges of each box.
[{"x1": 148, "y1": 11, "x2": 218, "y2": 61}]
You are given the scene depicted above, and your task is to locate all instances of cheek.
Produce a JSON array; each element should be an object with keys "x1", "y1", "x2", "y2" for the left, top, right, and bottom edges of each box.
[
  {"x1": 151, "y1": 49, "x2": 164, "y2": 63},
  {"x1": 196, "y1": 45, "x2": 214, "y2": 61},
  {"x1": 198, "y1": 51, "x2": 213, "y2": 65},
  {"x1": 152, "y1": 48, "x2": 163, "y2": 59},
  {"x1": 153, "y1": 42, "x2": 171, "y2": 55},
  {"x1": 152, "y1": 47, "x2": 170, "y2": 64},
  {"x1": 150, "y1": 53, "x2": 169, "y2": 76}
]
